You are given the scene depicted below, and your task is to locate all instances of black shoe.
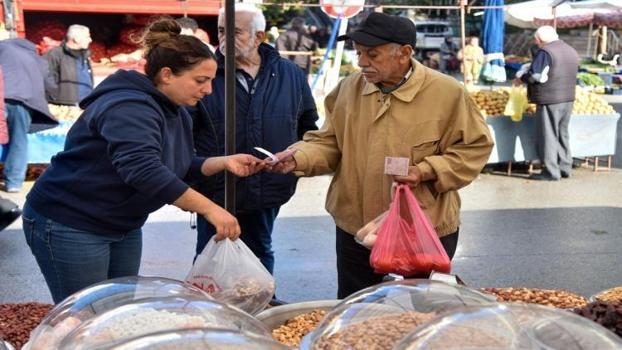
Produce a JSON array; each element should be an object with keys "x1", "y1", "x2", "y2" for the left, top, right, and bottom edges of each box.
[
  {"x1": 0, "y1": 207, "x2": 22, "y2": 232},
  {"x1": 528, "y1": 173, "x2": 560, "y2": 181},
  {"x1": 561, "y1": 171, "x2": 571, "y2": 178}
]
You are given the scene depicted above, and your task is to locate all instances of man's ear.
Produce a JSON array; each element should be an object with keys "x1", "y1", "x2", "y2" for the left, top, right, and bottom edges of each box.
[{"x1": 401, "y1": 45, "x2": 414, "y2": 61}]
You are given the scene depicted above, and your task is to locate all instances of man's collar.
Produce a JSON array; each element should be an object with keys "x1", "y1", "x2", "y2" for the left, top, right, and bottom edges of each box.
[{"x1": 362, "y1": 58, "x2": 426, "y2": 102}]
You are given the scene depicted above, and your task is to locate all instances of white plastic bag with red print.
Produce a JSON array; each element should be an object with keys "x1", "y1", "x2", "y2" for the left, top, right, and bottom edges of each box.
[{"x1": 186, "y1": 237, "x2": 275, "y2": 315}]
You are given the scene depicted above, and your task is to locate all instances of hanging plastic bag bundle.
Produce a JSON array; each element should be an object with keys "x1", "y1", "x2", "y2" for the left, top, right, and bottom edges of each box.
[
  {"x1": 370, "y1": 184, "x2": 451, "y2": 276},
  {"x1": 504, "y1": 86, "x2": 528, "y2": 122},
  {"x1": 186, "y1": 237, "x2": 275, "y2": 315}
]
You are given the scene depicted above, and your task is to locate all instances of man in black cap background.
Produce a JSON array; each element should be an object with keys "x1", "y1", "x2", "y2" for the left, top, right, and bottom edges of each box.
[{"x1": 270, "y1": 12, "x2": 493, "y2": 298}]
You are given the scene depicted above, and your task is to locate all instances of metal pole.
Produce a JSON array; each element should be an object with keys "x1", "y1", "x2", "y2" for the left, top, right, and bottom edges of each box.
[
  {"x1": 586, "y1": 21, "x2": 593, "y2": 58},
  {"x1": 600, "y1": 25, "x2": 607, "y2": 55},
  {"x1": 460, "y1": 0, "x2": 467, "y2": 85},
  {"x1": 224, "y1": 0, "x2": 236, "y2": 215}
]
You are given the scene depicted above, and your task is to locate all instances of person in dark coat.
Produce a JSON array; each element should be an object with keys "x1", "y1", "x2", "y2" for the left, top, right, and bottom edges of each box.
[
  {"x1": 192, "y1": 4, "x2": 318, "y2": 282},
  {"x1": 275, "y1": 17, "x2": 318, "y2": 74},
  {"x1": 23, "y1": 19, "x2": 264, "y2": 303},
  {"x1": 0, "y1": 37, "x2": 58, "y2": 192},
  {"x1": 45, "y1": 24, "x2": 94, "y2": 106}
]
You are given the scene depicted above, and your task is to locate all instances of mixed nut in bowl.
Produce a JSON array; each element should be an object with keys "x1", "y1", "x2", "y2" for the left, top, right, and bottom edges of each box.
[
  {"x1": 481, "y1": 287, "x2": 588, "y2": 309},
  {"x1": 592, "y1": 286, "x2": 622, "y2": 306},
  {"x1": 57, "y1": 296, "x2": 270, "y2": 350},
  {"x1": 301, "y1": 279, "x2": 497, "y2": 350},
  {"x1": 256, "y1": 300, "x2": 340, "y2": 347},
  {"x1": 24, "y1": 276, "x2": 212, "y2": 350},
  {"x1": 394, "y1": 303, "x2": 622, "y2": 350}
]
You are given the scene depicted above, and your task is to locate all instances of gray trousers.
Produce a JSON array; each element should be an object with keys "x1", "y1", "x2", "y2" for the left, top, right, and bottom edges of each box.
[{"x1": 535, "y1": 101, "x2": 574, "y2": 178}]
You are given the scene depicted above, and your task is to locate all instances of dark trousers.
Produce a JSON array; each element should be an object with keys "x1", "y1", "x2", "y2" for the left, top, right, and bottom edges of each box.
[
  {"x1": 336, "y1": 226, "x2": 459, "y2": 299},
  {"x1": 195, "y1": 207, "x2": 280, "y2": 274},
  {"x1": 535, "y1": 102, "x2": 574, "y2": 179}
]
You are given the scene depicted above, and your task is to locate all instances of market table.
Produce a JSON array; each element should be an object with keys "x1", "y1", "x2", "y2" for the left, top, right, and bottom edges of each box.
[{"x1": 486, "y1": 113, "x2": 621, "y2": 164}]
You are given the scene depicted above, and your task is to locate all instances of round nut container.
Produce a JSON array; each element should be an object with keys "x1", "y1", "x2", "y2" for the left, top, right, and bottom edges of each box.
[
  {"x1": 302, "y1": 279, "x2": 497, "y2": 350},
  {"x1": 110, "y1": 328, "x2": 290, "y2": 350},
  {"x1": 26, "y1": 276, "x2": 212, "y2": 350},
  {"x1": 394, "y1": 303, "x2": 622, "y2": 350},
  {"x1": 58, "y1": 296, "x2": 270, "y2": 350}
]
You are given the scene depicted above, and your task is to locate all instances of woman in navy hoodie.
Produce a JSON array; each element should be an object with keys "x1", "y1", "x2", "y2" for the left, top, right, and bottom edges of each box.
[{"x1": 22, "y1": 19, "x2": 264, "y2": 303}]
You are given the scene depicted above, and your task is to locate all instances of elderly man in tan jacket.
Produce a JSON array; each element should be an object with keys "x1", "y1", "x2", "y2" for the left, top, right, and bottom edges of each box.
[{"x1": 271, "y1": 12, "x2": 494, "y2": 298}]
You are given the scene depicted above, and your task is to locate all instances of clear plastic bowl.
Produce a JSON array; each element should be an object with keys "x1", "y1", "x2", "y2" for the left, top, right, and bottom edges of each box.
[
  {"x1": 302, "y1": 279, "x2": 497, "y2": 350},
  {"x1": 109, "y1": 328, "x2": 291, "y2": 350},
  {"x1": 26, "y1": 276, "x2": 212, "y2": 350},
  {"x1": 58, "y1": 296, "x2": 270, "y2": 350},
  {"x1": 394, "y1": 303, "x2": 622, "y2": 350}
]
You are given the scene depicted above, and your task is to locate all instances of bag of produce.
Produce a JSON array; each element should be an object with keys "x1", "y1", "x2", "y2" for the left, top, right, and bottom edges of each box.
[
  {"x1": 355, "y1": 210, "x2": 389, "y2": 249},
  {"x1": 504, "y1": 86, "x2": 528, "y2": 122},
  {"x1": 370, "y1": 184, "x2": 450, "y2": 276},
  {"x1": 186, "y1": 238, "x2": 275, "y2": 315}
]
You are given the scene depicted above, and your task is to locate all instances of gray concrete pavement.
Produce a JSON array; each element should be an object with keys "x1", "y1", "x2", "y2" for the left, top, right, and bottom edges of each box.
[{"x1": 1, "y1": 167, "x2": 621, "y2": 304}]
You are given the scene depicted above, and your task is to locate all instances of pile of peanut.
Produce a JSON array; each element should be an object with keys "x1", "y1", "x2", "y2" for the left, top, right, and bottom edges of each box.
[
  {"x1": 272, "y1": 309, "x2": 326, "y2": 347},
  {"x1": 0, "y1": 303, "x2": 53, "y2": 349},
  {"x1": 481, "y1": 287, "x2": 588, "y2": 309},
  {"x1": 594, "y1": 286, "x2": 622, "y2": 306},
  {"x1": 312, "y1": 311, "x2": 435, "y2": 350}
]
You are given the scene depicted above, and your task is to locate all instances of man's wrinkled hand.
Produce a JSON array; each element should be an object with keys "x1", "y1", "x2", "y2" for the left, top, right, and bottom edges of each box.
[
  {"x1": 224, "y1": 154, "x2": 265, "y2": 177},
  {"x1": 265, "y1": 149, "x2": 297, "y2": 174},
  {"x1": 393, "y1": 166, "x2": 423, "y2": 186}
]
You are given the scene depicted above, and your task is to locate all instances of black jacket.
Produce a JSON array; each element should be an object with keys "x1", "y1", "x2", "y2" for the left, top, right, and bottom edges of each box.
[
  {"x1": 45, "y1": 42, "x2": 94, "y2": 105},
  {"x1": 193, "y1": 44, "x2": 318, "y2": 211},
  {"x1": 0, "y1": 38, "x2": 58, "y2": 132}
]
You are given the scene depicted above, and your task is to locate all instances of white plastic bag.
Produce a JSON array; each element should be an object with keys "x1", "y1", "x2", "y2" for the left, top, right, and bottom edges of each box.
[
  {"x1": 355, "y1": 210, "x2": 389, "y2": 249},
  {"x1": 185, "y1": 238, "x2": 275, "y2": 315}
]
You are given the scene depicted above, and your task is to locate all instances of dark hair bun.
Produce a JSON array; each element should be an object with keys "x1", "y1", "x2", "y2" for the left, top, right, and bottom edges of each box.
[{"x1": 142, "y1": 18, "x2": 182, "y2": 54}]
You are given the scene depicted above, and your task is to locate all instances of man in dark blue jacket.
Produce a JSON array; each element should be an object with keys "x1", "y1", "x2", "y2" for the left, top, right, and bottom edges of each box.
[
  {"x1": 45, "y1": 24, "x2": 94, "y2": 106},
  {"x1": 0, "y1": 38, "x2": 58, "y2": 192},
  {"x1": 193, "y1": 3, "x2": 318, "y2": 276}
]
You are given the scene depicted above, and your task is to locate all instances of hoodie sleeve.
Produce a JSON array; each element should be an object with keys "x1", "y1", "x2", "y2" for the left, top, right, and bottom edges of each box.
[{"x1": 94, "y1": 100, "x2": 189, "y2": 204}]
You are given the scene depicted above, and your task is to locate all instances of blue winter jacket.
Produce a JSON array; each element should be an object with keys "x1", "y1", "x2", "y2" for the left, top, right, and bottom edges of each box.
[
  {"x1": 27, "y1": 70, "x2": 205, "y2": 235},
  {"x1": 193, "y1": 43, "x2": 318, "y2": 210}
]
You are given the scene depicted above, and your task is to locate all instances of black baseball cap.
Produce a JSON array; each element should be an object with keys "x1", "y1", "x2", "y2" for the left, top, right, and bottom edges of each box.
[{"x1": 337, "y1": 12, "x2": 416, "y2": 48}]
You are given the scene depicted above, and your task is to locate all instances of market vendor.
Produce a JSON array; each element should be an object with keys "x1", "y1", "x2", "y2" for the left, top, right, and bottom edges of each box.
[
  {"x1": 269, "y1": 12, "x2": 494, "y2": 298},
  {"x1": 22, "y1": 18, "x2": 264, "y2": 304}
]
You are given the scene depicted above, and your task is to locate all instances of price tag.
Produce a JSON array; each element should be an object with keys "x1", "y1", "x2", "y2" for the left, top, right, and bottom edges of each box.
[{"x1": 384, "y1": 157, "x2": 410, "y2": 176}]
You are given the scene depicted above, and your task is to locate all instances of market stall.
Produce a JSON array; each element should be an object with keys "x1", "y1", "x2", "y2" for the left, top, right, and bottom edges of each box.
[
  {"x1": 472, "y1": 88, "x2": 620, "y2": 168},
  {"x1": 2, "y1": 277, "x2": 622, "y2": 349}
]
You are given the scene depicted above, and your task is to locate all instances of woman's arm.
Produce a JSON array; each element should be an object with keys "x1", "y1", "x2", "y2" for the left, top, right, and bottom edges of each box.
[
  {"x1": 200, "y1": 154, "x2": 265, "y2": 177},
  {"x1": 173, "y1": 188, "x2": 241, "y2": 240}
]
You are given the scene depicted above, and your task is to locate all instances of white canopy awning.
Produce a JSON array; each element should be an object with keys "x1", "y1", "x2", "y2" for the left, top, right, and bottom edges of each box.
[
  {"x1": 505, "y1": 0, "x2": 613, "y2": 28},
  {"x1": 569, "y1": 0, "x2": 622, "y2": 11}
]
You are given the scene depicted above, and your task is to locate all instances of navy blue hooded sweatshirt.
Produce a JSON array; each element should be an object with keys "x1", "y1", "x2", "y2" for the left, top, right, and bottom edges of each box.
[{"x1": 26, "y1": 70, "x2": 205, "y2": 235}]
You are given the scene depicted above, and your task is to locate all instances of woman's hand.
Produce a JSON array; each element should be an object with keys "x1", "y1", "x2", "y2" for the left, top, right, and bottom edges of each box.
[
  {"x1": 224, "y1": 154, "x2": 265, "y2": 177},
  {"x1": 203, "y1": 205, "x2": 241, "y2": 241}
]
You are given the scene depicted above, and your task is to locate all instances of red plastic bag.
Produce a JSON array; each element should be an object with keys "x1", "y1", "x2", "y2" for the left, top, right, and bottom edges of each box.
[{"x1": 370, "y1": 184, "x2": 451, "y2": 276}]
